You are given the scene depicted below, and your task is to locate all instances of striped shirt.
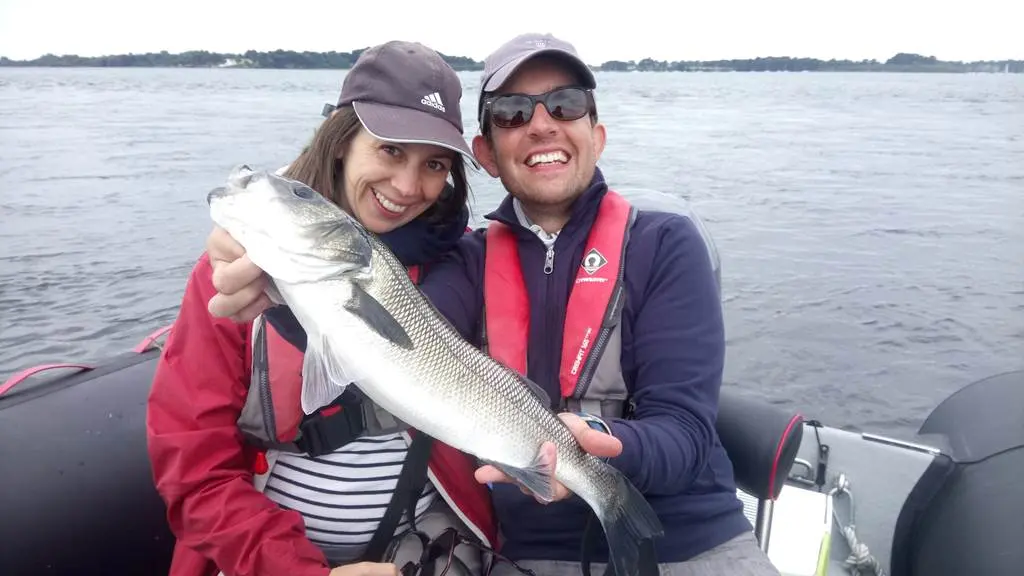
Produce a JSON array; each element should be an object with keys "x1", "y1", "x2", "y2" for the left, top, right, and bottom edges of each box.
[{"x1": 263, "y1": 432, "x2": 437, "y2": 564}]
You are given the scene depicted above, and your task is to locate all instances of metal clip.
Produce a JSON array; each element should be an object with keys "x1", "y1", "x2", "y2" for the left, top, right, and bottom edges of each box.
[{"x1": 829, "y1": 472, "x2": 855, "y2": 526}]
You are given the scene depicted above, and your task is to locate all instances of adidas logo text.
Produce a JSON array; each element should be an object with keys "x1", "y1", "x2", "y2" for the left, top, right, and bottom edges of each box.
[{"x1": 421, "y1": 92, "x2": 446, "y2": 112}]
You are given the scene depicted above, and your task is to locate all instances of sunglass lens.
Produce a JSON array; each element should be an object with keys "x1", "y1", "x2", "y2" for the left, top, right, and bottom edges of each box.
[
  {"x1": 546, "y1": 88, "x2": 589, "y2": 120},
  {"x1": 490, "y1": 94, "x2": 534, "y2": 128}
]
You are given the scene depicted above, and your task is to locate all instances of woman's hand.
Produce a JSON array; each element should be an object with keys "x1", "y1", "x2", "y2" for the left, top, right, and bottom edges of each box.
[
  {"x1": 205, "y1": 226, "x2": 274, "y2": 322},
  {"x1": 328, "y1": 562, "x2": 400, "y2": 576}
]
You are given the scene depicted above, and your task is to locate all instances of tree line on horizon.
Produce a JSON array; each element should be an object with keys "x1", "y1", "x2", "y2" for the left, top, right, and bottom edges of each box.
[{"x1": 1, "y1": 49, "x2": 1021, "y2": 73}]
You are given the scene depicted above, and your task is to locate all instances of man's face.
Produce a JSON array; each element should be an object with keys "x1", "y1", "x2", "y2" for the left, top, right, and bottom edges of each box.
[{"x1": 473, "y1": 57, "x2": 606, "y2": 213}]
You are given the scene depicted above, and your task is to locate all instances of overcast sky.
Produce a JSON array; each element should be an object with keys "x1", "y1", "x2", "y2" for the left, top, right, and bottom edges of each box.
[{"x1": 1, "y1": 0, "x2": 1020, "y2": 63}]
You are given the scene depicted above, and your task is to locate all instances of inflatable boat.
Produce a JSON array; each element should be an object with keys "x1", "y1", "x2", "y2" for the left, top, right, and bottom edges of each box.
[{"x1": 1, "y1": 324, "x2": 1021, "y2": 576}]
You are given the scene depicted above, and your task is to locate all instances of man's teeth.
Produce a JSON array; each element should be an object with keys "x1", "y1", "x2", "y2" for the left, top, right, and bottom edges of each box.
[
  {"x1": 373, "y1": 189, "x2": 408, "y2": 213},
  {"x1": 526, "y1": 151, "x2": 568, "y2": 167}
]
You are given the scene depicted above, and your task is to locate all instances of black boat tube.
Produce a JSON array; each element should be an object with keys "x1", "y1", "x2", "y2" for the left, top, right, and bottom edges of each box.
[{"x1": 0, "y1": 327, "x2": 176, "y2": 574}]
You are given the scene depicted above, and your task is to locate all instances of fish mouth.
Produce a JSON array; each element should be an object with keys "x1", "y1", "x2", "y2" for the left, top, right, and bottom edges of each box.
[
  {"x1": 207, "y1": 165, "x2": 261, "y2": 205},
  {"x1": 206, "y1": 185, "x2": 230, "y2": 205}
]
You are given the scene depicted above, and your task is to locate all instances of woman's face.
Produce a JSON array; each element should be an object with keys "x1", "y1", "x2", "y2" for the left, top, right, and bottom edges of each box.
[{"x1": 341, "y1": 128, "x2": 456, "y2": 234}]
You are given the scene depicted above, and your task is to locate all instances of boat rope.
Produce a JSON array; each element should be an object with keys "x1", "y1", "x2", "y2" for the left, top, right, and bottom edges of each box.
[{"x1": 829, "y1": 473, "x2": 887, "y2": 576}]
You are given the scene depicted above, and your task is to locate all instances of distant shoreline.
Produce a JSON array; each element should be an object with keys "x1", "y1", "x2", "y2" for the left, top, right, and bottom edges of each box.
[{"x1": 1, "y1": 50, "x2": 1021, "y2": 73}]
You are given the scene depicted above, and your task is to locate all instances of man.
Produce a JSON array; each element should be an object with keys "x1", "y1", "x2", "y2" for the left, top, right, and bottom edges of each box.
[
  {"x1": 205, "y1": 32, "x2": 779, "y2": 576},
  {"x1": 435, "y1": 33, "x2": 778, "y2": 576}
]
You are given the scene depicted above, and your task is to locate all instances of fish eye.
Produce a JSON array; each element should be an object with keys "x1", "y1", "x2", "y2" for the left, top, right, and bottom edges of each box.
[{"x1": 292, "y1": 185, "x2": 316, "y2": 200}]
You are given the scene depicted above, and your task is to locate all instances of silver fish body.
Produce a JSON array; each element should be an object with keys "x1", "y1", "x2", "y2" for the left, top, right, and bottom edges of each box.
[{"x1": 208, "y1": 166, "x2": 664, "y2": 575}]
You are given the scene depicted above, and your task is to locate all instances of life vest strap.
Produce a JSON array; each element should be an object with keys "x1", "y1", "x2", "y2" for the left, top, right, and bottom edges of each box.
[{"x1": 293, "y1": 386, "x2": 367, "y2": 457}]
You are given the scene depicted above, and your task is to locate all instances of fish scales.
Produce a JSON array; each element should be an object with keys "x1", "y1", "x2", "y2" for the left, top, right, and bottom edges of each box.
[{"x1": 358, "y1": 230, "x2": 620, "y2": 502}]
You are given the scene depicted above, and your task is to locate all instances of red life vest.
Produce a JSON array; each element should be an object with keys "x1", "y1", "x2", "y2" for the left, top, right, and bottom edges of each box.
[{"x1": 482, "y1": 190, "x2": 636, "y2": 415}]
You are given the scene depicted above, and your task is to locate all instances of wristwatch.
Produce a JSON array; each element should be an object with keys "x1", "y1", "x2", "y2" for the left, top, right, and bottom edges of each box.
[{"x1": 575, "y1": 412, "x2": 612, "y2": 435}]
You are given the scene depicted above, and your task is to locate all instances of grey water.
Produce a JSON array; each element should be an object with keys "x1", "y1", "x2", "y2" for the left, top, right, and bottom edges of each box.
[{"x1": 1, "y1": 67, "x2": 1021, "y2": 440}]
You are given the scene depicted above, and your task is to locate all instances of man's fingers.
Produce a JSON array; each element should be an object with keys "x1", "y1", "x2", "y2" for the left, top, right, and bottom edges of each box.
[
  {"x1": 211, "y1": 253, "x2": 266, "y2": 295},
  {"x1": 578, "y1": 428, "x2": 622, "y2": 458},
  {"x1": 558, "y1": 413, "x2": 623, "y2": 458},
  {"x1": 474, "y1": 465, "x2": 510, "y2": 484},
  {"x1": 474, "y1": 466, "x2": 535, "y2": 497}
]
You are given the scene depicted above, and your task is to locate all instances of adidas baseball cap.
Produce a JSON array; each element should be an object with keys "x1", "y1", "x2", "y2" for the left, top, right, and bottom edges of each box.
[
  {"x1": 478, "y1": 33, "x2": 597, "y2": 121},
  {"x1": 324, "y1": 41, "x2": 477, "y2": 166}
]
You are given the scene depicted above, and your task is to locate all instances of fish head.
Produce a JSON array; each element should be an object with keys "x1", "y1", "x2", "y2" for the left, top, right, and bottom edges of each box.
[{"x1": 207, "y1": 165, "x2": 373, "y2": 284}]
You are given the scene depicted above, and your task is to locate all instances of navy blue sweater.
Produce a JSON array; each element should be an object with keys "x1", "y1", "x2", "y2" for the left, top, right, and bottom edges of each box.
[{"x1": 419, "y1": 168, "x2": 752, "y2": 563}]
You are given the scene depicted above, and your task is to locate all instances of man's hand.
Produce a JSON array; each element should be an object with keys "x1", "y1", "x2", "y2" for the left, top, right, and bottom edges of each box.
[
  {"x1": 474, "y1": 413, "x2": 622, "y2": 503},
  {"x1": 205, "y1": 225, "x2": 273, "y2": 322}
]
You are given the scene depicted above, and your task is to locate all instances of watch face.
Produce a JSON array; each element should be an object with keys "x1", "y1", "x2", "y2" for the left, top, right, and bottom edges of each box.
[{"x1": 579, "y1": 413, "x2": 610, "y2": 434}]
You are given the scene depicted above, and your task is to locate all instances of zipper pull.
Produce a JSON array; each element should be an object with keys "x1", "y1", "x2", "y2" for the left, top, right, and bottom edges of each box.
[{"x1": 543, "y1": 246, "x2": 555, "y2": 275}]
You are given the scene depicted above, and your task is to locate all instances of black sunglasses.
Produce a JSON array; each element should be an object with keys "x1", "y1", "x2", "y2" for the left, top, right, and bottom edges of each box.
[
  {"x1": 383, "y1": 526, "x2": 538, "y2": 576},
  {"x1": 483, "y1": 86, "x2": 595, "y2": 130}
]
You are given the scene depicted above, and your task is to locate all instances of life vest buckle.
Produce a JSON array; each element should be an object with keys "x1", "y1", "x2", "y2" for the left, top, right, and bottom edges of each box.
[{"x1": 294, "y1": 387, "x2": 366, "y2": 457}]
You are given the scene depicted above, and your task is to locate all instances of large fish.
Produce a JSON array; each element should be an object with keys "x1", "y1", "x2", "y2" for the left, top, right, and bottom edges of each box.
[{"x1": 207, "y1": 166, "x2": 664, "y2": 575}]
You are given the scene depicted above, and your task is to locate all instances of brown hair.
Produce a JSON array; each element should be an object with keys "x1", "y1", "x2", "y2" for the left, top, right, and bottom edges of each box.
[{"x1": 284, "y1": 105, "x2": 471, "y2": 226}]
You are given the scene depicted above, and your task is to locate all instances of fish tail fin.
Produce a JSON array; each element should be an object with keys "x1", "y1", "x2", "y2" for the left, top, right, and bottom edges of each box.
[{"x1": 598, "y1": 472, "x2": 664, "y2": 576}]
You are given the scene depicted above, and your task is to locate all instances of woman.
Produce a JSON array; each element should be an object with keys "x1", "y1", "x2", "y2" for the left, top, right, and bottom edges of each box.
[{"x1": 146, "y1": 41, "x2": 496, "y2": 576}]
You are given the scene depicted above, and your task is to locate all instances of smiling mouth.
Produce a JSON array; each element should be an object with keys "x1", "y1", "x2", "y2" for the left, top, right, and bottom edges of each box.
[
  {"x1": 372, "y1": 188, "x2": 409, "y2": 214},
  {"x1": 525, "y1": 151, "x2": 569, "y2": 167}
]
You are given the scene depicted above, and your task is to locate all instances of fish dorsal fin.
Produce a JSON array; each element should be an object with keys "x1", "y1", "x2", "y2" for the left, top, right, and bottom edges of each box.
[{"x1": 344, "y1": 282, "x2": 414, "y2": 350}]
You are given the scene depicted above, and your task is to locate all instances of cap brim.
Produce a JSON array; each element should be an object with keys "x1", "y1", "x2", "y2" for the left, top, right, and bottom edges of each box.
[
  {"x1": 353, "y1": 101, "x2": 479, "y2": 169},
  {"x1": 483, "y1": 49, "x2": 597, "y2": 93}
]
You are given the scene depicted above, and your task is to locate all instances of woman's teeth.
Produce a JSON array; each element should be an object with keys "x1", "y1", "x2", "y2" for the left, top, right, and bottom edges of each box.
[{"x1": 373, "y1": 189, "x2": 407, "y2": 213}]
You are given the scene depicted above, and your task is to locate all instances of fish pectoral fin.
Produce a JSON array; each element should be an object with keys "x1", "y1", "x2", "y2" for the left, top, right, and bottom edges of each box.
[
  {"x1": 484, "y1": 442, "x2": 558, "y2": 503},
  {"x1": 344, "y1": 283, "x2": 414, "y2": 350},
  {"x1": 300, "y1": 332, "x2": 360, "y2": 415}
]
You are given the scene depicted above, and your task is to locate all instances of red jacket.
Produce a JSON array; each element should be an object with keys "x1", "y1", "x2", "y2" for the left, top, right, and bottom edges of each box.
[{"x1": 146, "y1": 254, "x2": 497, "y2": 576}]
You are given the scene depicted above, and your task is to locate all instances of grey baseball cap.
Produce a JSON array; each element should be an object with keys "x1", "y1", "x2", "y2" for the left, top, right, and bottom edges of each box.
[
  {"x1": 478, "y1": 33, "x2": 597, "y2": 120},
  {"x1": 324, "y1": 41, "x2": 476, "y2": 166}
]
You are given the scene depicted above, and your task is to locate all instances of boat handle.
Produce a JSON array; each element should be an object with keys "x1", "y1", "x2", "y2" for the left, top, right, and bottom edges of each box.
[
  {"x1": 132, "y1": 324, "x2": 173, "y2": 353},
  {"x1": 0, "y1": 363, "x2": 94, "y2": 396}
]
